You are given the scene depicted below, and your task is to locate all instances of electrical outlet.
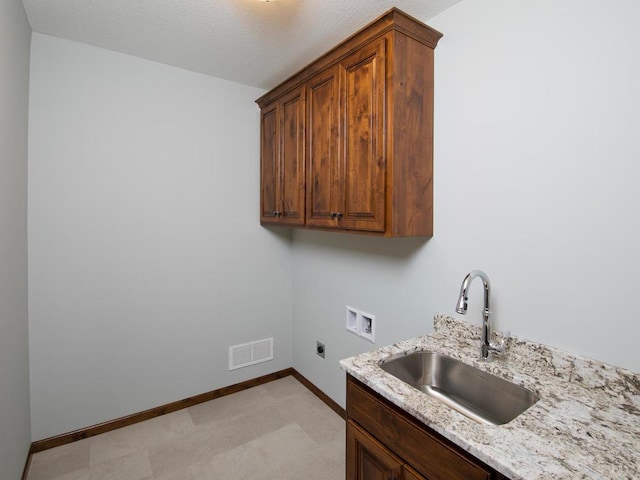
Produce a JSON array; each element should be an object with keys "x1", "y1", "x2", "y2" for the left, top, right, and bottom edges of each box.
[{"x1": 316, "y1": 341, "x2": 325, "y2": 358}]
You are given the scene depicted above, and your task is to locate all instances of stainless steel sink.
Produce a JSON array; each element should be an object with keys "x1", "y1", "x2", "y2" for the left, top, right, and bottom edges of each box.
[{"x1": 380, "y1": 351, "x2": 539, "y2": 425}]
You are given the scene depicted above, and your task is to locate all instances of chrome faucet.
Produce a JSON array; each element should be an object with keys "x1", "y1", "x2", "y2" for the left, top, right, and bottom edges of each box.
[{"x1": 455, "y1": 270, "x2": 505, "y2": 360}]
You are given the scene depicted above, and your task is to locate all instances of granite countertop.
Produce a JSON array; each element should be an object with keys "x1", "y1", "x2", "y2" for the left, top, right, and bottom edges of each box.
[{"x1": 339, "y1": 314, "x2": 640, "y2": 480}]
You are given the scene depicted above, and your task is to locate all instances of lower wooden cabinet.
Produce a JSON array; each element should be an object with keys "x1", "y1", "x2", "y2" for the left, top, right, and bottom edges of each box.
[
  {"x1": 347, "y1": 420, "x2": 426, "y2": 480},
  {"x1": 346, "y1": 375, "x2": 511, "y2": 480},
  {"x1": 403, "y1": 464, "x2": 428, "y2": 480}
]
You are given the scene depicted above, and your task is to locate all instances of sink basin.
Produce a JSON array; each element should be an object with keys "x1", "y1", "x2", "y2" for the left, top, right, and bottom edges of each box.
[{"x1": 380, "y1": 351, "x2": 539, "y2": 425}]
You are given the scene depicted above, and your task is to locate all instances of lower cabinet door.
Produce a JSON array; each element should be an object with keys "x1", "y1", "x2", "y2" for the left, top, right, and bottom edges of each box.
[{"x1": 347, "y1": 420, "x2": 403, "y2": 480}]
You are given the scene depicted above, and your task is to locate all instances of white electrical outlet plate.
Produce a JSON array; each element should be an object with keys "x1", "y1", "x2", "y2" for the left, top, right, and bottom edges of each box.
[
  {"x1": 359, "y1": 311, "x2": 375, "y2": 343},
  {"x1": 346, "y1": 306, "x2": 359, "y2": 335}
]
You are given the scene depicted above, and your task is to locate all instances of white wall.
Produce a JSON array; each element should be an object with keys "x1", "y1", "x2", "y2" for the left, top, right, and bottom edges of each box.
[
  {"x1": 0, "y1": 0, "x2": 32, "y2": 476},
  {"x1": 27, "y1": 0, "x2": 640, "y2": 441},
  {"x1": 292, "y1": 0, "x2": 640, "y2": 407},
  {"x1": 28, "y1": 34, "x2": 292, "y2": 441}
]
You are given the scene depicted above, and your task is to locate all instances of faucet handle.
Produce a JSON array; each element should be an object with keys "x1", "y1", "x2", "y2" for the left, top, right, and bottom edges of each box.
[{"x1": 490, "y1": 330, "x2": 510, "y2": 354}]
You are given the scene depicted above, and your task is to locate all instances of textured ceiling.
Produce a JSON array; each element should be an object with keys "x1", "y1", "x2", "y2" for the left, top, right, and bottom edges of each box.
[{"x1": 21, "y1": 0, "x2": 461, "y2": 90}]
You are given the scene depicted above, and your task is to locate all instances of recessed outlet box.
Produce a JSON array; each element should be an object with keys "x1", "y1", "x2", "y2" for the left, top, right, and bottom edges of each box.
[
  {"x1": 346, "y1": 306, "x2": 359, "y2": 335},
  {"x1": 360, "y1": 311, "x2": 376, "y2": 343},
  {"x1": 316, "y1": 341, "x2": 325, "y2": 359},
  {"x1": 346, "y1": 305, "x2": 376, "y2": 343}
]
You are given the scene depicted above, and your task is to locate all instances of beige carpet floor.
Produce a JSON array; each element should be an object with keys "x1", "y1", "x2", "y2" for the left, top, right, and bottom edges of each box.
[{"x1": 27, "y1": 376, "x2": 346, "y2": 480}]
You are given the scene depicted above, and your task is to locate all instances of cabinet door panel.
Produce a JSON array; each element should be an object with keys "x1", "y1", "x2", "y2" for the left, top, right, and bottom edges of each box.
[
  {"x1": 306, "y1": 66, "x2": 340, "y2": 227},
  {"x1": 280, "y1": 88, "x2": 305, "y2": 225},
  {"x1": 347, "y1": 420, "x2": 403, "y2": 480},
  {"x1": 260, "y1": 104, "x2": 279, "y2": 222},
  {"x1": 340, "y1": 39, "x2": 386, "y2": 232}
]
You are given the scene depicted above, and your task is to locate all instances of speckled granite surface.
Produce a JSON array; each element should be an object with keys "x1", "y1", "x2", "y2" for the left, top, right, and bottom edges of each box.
[{"x1": 339, "y1": 314, "x2": 640, "y2": 480}]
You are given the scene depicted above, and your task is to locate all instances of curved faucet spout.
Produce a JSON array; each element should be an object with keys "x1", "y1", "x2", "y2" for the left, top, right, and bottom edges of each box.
[
  {"x1": 455, "y1": 270, "x2": 501, "y2": 360},
  {"x1": 456, "y1": 270, "x2": 491, "y2": 315}
]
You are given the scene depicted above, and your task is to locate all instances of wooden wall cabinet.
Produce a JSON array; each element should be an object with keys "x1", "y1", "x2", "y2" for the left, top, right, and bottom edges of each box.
[
  {"x1": 257, "y1": 8, "x2": 442, "y2": 237},
  {"x1": 306, "y1": 39, "x2": 386, "y2": 232},
  {"x1": 260, "y1": 86, "x2": 306, "y2": 225},
  {"x1": 346, "y1": 375, "x2": 511, "y2": 480}
]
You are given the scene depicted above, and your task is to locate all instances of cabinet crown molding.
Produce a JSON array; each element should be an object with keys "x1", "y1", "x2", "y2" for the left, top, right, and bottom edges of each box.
[{"x1": 256, "y1": 8, "x2": 442, "y2": 109}]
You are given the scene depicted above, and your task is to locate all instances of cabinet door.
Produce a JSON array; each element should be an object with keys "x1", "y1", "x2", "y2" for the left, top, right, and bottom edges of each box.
[
  {"x1": 279, "y1": 87, "x2": 305, "y2": 225},
  {"x1": 339, "y1": 39, "x2": 386, "y2": 232},
  {"x1": 347, "y1": 420, "x2": 403, "y2": 480},
  {"x1": 260, "y1": 88, "x2": 305, "y2": 225},
  {"x1": 260, "y1": 102, "x2": 279, "y2": 223},
  {"x1": 306, "y1": 65, "x2": 341, "y2": 228}
]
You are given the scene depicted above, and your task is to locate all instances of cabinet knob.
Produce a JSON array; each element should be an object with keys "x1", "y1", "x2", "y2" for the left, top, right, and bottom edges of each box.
[
  {"x1": 335, "y1": 212, "x2": 343, "y2": 219},
  {"x1": 272, "y1": 210, "x2": 282, "y2": 217}
]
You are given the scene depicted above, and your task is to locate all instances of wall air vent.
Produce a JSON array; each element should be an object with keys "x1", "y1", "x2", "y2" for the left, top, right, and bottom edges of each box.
[{"x1": 228, "y1": 337, "x2": 274, "y2": 370}]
